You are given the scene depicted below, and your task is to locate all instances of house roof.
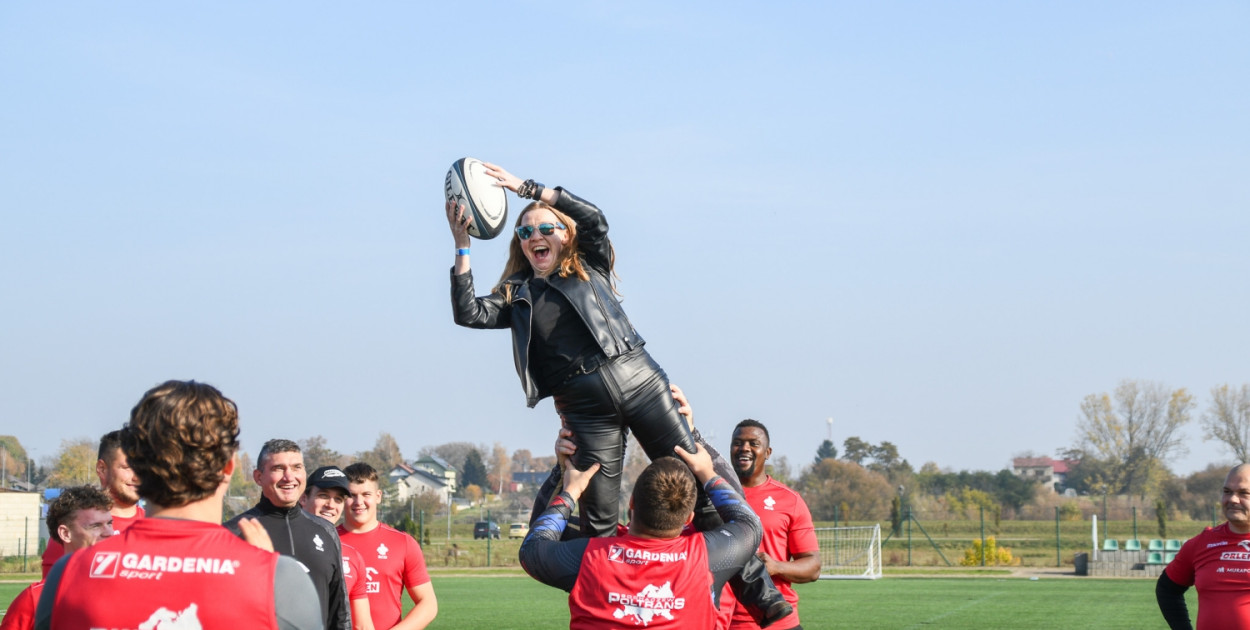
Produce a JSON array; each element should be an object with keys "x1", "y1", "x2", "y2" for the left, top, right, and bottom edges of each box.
[
  {"x1": 1012, "y1": 456, "x2": 1078, "y2": 474},
  {"x1": 414, "y1": 455, "x2": 457, "y2": 473},
  {"x1": 401, "y1": 468, "x2": 448, "y2": 489}
]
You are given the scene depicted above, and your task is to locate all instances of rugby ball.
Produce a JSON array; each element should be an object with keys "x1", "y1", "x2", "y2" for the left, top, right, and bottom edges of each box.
[{"x1": 445, "y1": 157, "x2": 508, "y2": 240}]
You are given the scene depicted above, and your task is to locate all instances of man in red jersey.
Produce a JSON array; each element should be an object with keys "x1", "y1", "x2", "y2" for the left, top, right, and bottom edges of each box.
[
  {"x1": 1, "y1": 486, "x2": 114, "y2": 630},
  {"x1": 1158, "y1": 463, "x2": 1250, "y2": 629},
  {"x1": 303, "y1": 465, "x2": 375, "y2": 630},
  {"x1": 337, "y1": 463, "x2": 437, "y2": 630},
  {"x1": 40, "y1": 430, "x2": 145, "y2": 578},
  {"x1": 34, "y1": 379, "x2": 322, "y2": 630},
  {"x1": 718, "y1": 420, "x2": 821, "y2": 630},
  {"x1": 520, "y1": 438, "x2": 762, "y2": 630}
]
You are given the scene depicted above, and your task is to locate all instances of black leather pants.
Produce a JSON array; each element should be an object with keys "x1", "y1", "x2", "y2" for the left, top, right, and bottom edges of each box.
[{"x1": 550, "y1": 348, "x2": 736, "y2": 536}]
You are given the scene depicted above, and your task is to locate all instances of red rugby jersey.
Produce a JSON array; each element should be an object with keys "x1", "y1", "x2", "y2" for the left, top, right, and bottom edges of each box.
[
  {"x1": 338, "y1": 523, "x2": 431, "y2": 629},
  {"x1": 0, "y1": 580, "x2": 43, "y2": 630},
  {"x1": 724, "y1": 477, "x2": 818, "y2": 630},
  {"x1": 570, "y1": 532, "x2": 716, "y2": 630},
  {"x1": 1166, "y1": 523, "x2": 1250, "y2": 630},
  {"x1": 342, "y1": 541, "x2": 369, "y2": 601}
]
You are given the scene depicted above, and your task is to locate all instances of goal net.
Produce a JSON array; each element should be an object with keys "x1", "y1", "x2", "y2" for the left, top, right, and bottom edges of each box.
[{"x1": 816, "y1": 524, "x2": 882, "y2": 580}]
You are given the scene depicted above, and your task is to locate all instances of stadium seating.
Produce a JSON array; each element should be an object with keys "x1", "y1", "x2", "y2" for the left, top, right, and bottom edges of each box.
[
  {"x1": 1165, "y1": 539, "x2": 1182, "y2": 551},
  {"x1": 1165, "y1": 552, "x2": 1177, "y2": 563},
  {"x1": 1102, "y1": 539, "x2": 1119, "y2": 551},
  {"x1": 1124, "y1": 539, "x2": 1141, "y2": 551},
  {"x1": 1148, "y1": 539, "x2": 1165, "y2": 551},
  {"x1": 1147, "y1": 552, "x2": 1165, "y2": 565}
]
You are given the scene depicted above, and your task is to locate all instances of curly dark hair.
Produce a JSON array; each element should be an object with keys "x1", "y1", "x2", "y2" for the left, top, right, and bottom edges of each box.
[
  {"x1": 631, "y1": 457, "x2": 697, "y2": 533},
  {"x1": 47, "y1": 485, "x2": 112, "y2": 545},
  {"x1": 121, "y1": 380, "x2": 240, "y2": 508}
]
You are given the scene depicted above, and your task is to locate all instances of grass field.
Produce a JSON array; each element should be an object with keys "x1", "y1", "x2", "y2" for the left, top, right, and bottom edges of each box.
[{"x1": 3, "y1": 572, "x2": 1198, "y2": 628}]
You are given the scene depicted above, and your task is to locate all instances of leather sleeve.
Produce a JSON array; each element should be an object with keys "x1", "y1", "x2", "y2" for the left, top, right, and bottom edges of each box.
[
  {"x1": 551, "y1": 188, "x2": 612, "y2": 274},
  {"x1": 1156, "y1": 572, "x2": 1193, "y2": 630},
  {"x1": 450, "y1": 268, "x2": 512, "y2": 329}
]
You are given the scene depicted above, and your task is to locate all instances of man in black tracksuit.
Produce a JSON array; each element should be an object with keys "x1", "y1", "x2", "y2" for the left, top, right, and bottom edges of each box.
[{"x1": 226, "y1": 438, "x2": 351, "y2": 630}]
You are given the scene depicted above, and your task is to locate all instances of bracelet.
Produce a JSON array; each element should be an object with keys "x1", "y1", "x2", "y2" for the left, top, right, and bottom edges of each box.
[
  {"x1": 518, "y1": 179, "x2": 546, "y2": 200},
  {"x1": 456, "y1": 248, "x2": 470, "y2": 256}
]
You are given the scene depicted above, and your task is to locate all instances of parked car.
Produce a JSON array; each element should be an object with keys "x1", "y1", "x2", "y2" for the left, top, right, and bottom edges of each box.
[
  {"x1": 473, "y1": 521, "x2": 501, "y2": 540},
  {"x1": 509, "y1": 522, "x2": 529, "y2": 539}
]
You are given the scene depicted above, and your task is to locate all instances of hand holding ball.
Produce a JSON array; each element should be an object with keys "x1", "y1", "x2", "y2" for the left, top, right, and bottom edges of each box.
[{"x1": 445, "y1": 157, "x2": 508, "y2": 240}]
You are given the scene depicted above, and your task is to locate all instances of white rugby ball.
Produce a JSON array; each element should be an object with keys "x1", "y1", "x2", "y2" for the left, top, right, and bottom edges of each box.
[{"x1": 445, "y1": 157, "x2": 508, "y2": 240}]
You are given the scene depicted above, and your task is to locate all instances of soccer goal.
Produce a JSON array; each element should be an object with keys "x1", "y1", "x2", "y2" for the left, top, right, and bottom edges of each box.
[{"x1": 816, "y1": 524, "x2": 882, "y2": 580}]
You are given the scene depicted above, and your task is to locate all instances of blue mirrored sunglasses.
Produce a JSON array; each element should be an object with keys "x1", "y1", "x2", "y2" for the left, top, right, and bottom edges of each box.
[{"x1": 515, "y1": 222, "x2": 566, "y2": 240}]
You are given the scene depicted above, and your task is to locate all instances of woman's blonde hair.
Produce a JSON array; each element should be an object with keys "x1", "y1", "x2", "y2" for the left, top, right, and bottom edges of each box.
[{"x1": 494, "y1": 201, "x2": 610, "y2": 301}]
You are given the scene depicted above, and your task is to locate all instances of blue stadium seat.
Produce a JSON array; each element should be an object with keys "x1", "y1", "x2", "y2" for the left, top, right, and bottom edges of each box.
[
  {"x1": 1124, "y1": 539, "x2": 1142, "y2": 551},
  {"x1": 1165, "y1": 539, "x2": 1182, "y2": 551},
  {"x1": 1102, "y1": 539, "x2": 1119, "y2": 551},
  {"x1": 1147, "y1": 552, "x2": 1165, "y2": 565},
  {"x1": 1148, "y1": 539, "x2": 1165, "y2": 551}
]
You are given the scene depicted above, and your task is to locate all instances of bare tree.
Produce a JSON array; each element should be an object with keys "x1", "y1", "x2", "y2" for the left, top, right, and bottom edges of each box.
[
  {"x1": 1202, "y1": 383, "x2": 1250, "y2": 462},
  {"x1": 299, "y1": 435, "x2": 346, "y2": 470},
  {"x1": 487, "y1": 442, "x2": 510, "y2": 495},
  {"x1": 1074, "y1": 379, "x2": 1194, "y2": 497}
]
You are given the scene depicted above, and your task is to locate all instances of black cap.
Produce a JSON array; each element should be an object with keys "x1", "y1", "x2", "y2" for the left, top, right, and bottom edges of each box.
[{"x1": 307, "y1": 466, "x2": 350, "y2": 492}]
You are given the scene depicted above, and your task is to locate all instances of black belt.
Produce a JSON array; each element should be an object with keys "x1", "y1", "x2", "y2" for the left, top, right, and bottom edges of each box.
[{"x1": 563, "y1": 353, "x2": 609, "y2": 384}]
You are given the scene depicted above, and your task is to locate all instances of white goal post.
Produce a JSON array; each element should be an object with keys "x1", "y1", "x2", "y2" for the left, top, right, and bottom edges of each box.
[{"x1": 815, "y1": 524, "x2": 882, "y2": 580}]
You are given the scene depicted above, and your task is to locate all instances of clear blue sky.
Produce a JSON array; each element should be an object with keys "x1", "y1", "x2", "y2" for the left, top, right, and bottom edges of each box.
[{"x1": 2, "y1": 2, "x2": 1246, "y2": 479}]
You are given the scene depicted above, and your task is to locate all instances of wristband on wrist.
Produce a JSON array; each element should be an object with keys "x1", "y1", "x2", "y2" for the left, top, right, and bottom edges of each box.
[
  {"x1": 456, "y1": 248, "x2": 470, "y2": 256},
  {"x1": 518, "y1": 179, "x2": 546, "y2": 200}
]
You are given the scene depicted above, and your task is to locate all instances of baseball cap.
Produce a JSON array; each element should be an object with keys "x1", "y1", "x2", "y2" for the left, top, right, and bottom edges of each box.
[{"x1": 307, "y1": 466, "x2": 350, "y2": 492}]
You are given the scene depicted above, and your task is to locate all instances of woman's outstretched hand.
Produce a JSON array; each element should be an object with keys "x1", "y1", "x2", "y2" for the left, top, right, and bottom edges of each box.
[
  {"x1": 482, "y1": 162, "x2": 524, "y2": 194},
  {"x1": 446, "y1": 199, "x2": 471, "y2": 248}
]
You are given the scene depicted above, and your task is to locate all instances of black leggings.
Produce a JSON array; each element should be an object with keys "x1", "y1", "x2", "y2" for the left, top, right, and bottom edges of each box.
[{"x1": 548, "y1": 347, "x2": 741, "y2": 536}]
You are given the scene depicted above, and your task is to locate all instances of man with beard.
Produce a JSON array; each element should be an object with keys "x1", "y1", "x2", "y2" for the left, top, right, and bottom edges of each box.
[
  {"x1": 719, "y1": 420, "x2": 820, "y2": 630},
  {"x1": 1158, "y1": 463, "x2": 1250, "y2": 630},
  {"x1": 227, "y1": 439, "x2": 351, "y2": 630},
  {"x1": 40, "y1": 431, "x2": 144, "y2": 578}
]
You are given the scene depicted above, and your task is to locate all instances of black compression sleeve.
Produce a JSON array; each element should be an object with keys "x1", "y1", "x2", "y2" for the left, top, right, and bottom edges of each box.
[
  {"x1": 701, "y1": 475, "x2": 763, "y2": 593},
  {"x1": 1156, "y1": 572, "x2": 1194, "y2": 630},
  {"x1": 519, "y1": 490, "x2": 591, "y2": 592}
]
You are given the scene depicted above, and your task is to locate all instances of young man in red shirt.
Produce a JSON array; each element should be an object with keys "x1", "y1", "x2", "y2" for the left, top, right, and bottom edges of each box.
[
  {"x1": 35, "y1": 379, "x2": 322, "y2": 630},
  {"x1": 303, "y1": 465, "x2": 375, "y2": 630},
  {"x1": 1, "y1": 486, "x2": 114, "y2": 630},
  {"x1": 719, "y1": 420, "x2": 821, "y2": 630},
  {"x1": 1159, "y1": 463, "x2": 1250, "y2": 629},
  {"x1": 40, "y1": 430, "x2": 145, "y2": 578},
  {"x1": 521, "y1": 439, "x2": 762, "y2": 629},
  {"x1": 337, "y1": 462, "x2": 437, "y2": 630}
]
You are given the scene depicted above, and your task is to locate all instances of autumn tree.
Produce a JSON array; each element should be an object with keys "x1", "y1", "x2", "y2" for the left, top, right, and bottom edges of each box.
[
  {"x1": 299, "y1": 435, "x2": 345, "y2": 470},
  {"x1": 798, "y1": 458, "x2": 893, "y2": 521},
  {"x1": 511, "y1": 448, "x2": 534, "y2": 472},
  {"x1": 354, "y1": 432, "x2": 403, "y2": 490},
  {"x1": 1202, "y1": 383, "x2": 1250, "y2": 462},
  {"x1": 486, "y1": 442, "x2": 510, "y2": 495},
  {"x1": 1074, "y1": 379, "x2": 1194, "y2": 497},
  {"x1": 0, "y1": 435, "x2": 30, "y2": 483},
  {"x1": 47, "y1": 437, "x2": 96, "y2": 487}
]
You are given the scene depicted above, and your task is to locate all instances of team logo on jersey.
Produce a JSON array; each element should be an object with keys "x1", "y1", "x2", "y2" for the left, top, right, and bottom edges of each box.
[
  {"x1": 90, "y1": 552, "x2": 121, "y2": 578},
  {"x1": 606, "y1": 545, "x2": 688, "y2": 566},
  {"x1": 608, "y1": 581, "x2": 685, "y2": 625},
  {"x1": 314, "y1": 534, "x2": 325, "y2": 552},
  {"x1": 1240, "y1": 540, "x2": 1250, "y2": 552},
  {"x1": 377, "y1": 543, "x2": 389, "y2": 559},
  {"x1": 365, "y1": 567, "x2": 380, "y2": 594},
  {"x1": 763, "y1": 496, "x2": 777, "y2": 511},
  {"x1": 1208, "y1": 541, "x2": 1229, "y2": 548},
  {"x1": 108, "y1": 553, "x2": 241, "y2": 580},
  {"x1": 138, "y1": 602, "x2": 201, "y2": 629},
  {"x1": 342, "y1": 558, "x2": 352, "y2": 575}
]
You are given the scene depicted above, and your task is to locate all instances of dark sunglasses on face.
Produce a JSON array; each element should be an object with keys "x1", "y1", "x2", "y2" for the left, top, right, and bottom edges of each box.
[{"x1": 515, "y1": 222, "x2": 566, "y2": 240}]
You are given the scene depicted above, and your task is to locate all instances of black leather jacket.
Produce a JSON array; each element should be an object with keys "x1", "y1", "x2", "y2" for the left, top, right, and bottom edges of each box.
[{"x1": 451, "y1": 187, "x2": 645, "y2": 407}]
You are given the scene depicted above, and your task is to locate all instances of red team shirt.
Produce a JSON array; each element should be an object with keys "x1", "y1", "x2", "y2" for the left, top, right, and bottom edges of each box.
[
  {"x1": 570, "y1": 532, "x2": 716, "y2": 630},
  {"x1": 1165, "y1": 523, "x2": 1250, "y2": 630},
  {"x1": 46, "y1": 519, "x2": 280, "y2": 629},
  {"x1": 40, "y1": 505, "x2": 145, "y2": 578},
  {"x1": 0, "y1": 581, "x2": 43, "y2": 630},
  {"x1": 338, "y1": 524, "x2": 431, "y2": 630},
  {"x1": 341, "y1": 541, "x2": 369, "y2": 602},
  {"x1": 719, "y1": 477, "x2": 819, "y2": 630}
]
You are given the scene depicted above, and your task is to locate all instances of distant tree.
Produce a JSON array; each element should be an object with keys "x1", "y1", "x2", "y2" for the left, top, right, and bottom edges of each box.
[
  {"x1": 464, "y1": 484, "x2": 483, "y2": 505},
  {"x1": 867, "y1": 441, "x2": 913, "y2": 484},
  {"x1": 768, "y1": 455, "x2": 794, "y2": 487},
  {"x1": 0, "y1": 436, "x2": 29, "y2": 483},
  {"x1": 299, "y1": 435, "x2": 345, "y2": 471},
  {"x1": 798, "y1": 459, "x2": 893, "y2": 521},
  {"x1": 1074, "y1": 379, "x2": 1194, "y2": 497},
  {"x1": 889, "y1": 495, "x2": 902, "y2": 536},
  {"x1": 47, "y1": 437, "x2": 96, "y2": 487},
  {"x1": 813, "y1": 440, "x2": 837, "y2": 465},
  {"x1": 355, "y1": 432, "x2": 403, "y2": 487},
  {"x1": 842, "y1": 437, "x2": 872, "y2": 465},
  {"x1": 1202, "y1": 384, "x2": 1250, "y2": 462},
  {"x1": 487, "y1": 442, "x2": 510, "y2": 495},
  {"x1": 421, "y1": 442, "x2": 483, "y2": 474},
  {"x1": 461, "y1": 449, "x2": 488, "y2": 491},
  {"x1": 511, "y1": 448, "x2": 534, "y2": 472}
]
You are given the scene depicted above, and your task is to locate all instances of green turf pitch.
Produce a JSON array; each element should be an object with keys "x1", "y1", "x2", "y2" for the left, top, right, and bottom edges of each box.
[{"x1": 4, "y1": 575, "x2": 1198, "y2": 628}]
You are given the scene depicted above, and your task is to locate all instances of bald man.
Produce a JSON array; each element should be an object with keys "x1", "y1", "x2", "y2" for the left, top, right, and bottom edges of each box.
[{"x1": 1157, "y1": 463, "x2": 1250, "y2": 630}]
